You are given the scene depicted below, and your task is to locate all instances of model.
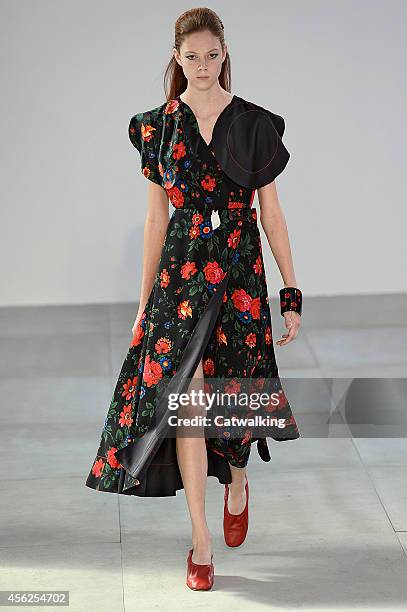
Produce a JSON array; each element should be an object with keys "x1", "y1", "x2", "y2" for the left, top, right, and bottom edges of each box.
[{"x1": 85, "y1": 7, "x2": 302, "y2": 591}]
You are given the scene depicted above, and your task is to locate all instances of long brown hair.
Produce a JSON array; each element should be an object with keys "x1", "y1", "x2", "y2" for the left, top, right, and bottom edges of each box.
[{"x1": 164, "y1": 8, "x2": 231, "y2": 101}]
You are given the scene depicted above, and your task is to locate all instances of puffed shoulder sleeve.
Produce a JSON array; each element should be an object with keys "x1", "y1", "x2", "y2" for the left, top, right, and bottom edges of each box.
[
  {"x1": 269, "y1": 112, "x2": 285, "y2": 139},
  {"x1": 211, "y1": 98, "x2": 290, "y2": 189},
  {"x1": 128, "y1": 111, "x2": 163, "y2": 186}
]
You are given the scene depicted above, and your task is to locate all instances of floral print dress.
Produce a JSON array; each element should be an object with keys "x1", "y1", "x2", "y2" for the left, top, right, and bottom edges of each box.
[{"x1": 85, "y1": 94, "x2": 301, "y2": 497}]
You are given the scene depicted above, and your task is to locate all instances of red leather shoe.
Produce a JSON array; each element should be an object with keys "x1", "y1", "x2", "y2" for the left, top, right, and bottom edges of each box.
[
  {"x1": 186, "y1": 548, "x2": 214, "y2": 591},
  {"x1": 223, "y1": 475, "x2": 249, "y2": 547}
]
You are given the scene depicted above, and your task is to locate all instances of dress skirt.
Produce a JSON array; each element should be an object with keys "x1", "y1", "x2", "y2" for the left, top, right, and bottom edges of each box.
[{"x1": 85, "y1": 205, "x2": 301, "y2": 497}]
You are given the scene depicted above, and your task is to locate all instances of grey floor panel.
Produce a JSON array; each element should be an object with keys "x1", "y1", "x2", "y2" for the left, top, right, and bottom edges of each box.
[
  {"x1": 120, "y1": 529, "x2": 407, "y2": 611},
  {"x1": 0, "y1": 542, "x2": 124, "y2": 612},
  {"x1": 0, "y1": 375, "x2": 113, "y2": 424},
  {"x1": 0, "y1": 333, "x2": 111, "y2": 378},
  {"x1": 0, "y1": 476, "x2": 120, "y2": 548},
  {"x1": 1, "y1": 420, "x2": 110, "y2": 479}
]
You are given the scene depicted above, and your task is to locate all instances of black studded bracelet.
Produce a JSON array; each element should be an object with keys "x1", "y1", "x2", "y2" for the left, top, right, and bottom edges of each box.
[{"x1": 279, "y1": 287, "x2": 302, "y2": 316}]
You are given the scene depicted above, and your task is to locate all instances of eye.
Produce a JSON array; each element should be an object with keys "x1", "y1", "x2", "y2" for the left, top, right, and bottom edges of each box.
[{"x1": 185, "y1": 53, "x2": 219, "y2": 60}]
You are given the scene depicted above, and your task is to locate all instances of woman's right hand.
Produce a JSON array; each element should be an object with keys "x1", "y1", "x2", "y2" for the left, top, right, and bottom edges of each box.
[{"x1": 131, "y1": 306, "x2": 146, "y2": 337}]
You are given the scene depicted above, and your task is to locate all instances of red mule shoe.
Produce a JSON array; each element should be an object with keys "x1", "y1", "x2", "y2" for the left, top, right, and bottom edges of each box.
[
  {"x1": 223, "y1": 475, "x2": 249, "y2": 547},
  {"x1": 186, "y1": 548, "x2": 214, "y2": 591}
]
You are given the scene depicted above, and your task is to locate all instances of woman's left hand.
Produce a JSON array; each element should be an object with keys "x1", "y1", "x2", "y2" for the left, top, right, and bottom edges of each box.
[{"x1": 276, "y1": 311, "x2": 301, "y2": 346}]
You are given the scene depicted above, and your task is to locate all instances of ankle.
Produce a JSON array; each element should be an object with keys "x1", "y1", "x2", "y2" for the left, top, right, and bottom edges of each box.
[
  {"x1": 192, "y1": 529, "x2": 212, "y2": 548},
  {"x1": 229, "y1": 478, "x2": 246, "y2": 493}
]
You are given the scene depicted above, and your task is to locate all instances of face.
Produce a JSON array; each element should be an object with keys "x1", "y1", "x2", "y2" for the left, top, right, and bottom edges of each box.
[{"x1": 173, "y1": 29, "x2": 227, "y2": 91}]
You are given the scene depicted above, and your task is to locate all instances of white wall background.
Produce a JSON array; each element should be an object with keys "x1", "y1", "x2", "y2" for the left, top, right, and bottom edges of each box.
[{"x1": 1, "y1": 0, "x2": 406, "y2": 306}]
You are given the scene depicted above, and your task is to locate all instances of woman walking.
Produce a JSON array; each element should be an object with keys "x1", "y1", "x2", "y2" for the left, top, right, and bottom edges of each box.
[{"x1": 85, "y1": 7, "x2": 302, "y2": 591}]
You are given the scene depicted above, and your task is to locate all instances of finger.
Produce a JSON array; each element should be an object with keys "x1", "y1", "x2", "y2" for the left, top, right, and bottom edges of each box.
[
  {"x1": 278, "y1": 337, "x2": 291, "y2": 345},
  {"x1": 278, "y1": 328, "x2": 297, "y2": 344}
]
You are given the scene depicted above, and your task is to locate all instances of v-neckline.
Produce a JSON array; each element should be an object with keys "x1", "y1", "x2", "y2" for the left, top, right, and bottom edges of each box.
[{"x1": 177, "y1": 94, "x2": 236, "y2": 149}]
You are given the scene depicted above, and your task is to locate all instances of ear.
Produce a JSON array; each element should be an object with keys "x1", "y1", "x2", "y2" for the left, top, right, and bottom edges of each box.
[{"x1": 173, "y1": 47, "x2": 181, "y2": 66}]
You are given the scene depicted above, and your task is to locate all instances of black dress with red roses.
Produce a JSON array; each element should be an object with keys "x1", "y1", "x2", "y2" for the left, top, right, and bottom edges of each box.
[{"x1": 85, "y1": 95, "x2": 301, "y2": 497}]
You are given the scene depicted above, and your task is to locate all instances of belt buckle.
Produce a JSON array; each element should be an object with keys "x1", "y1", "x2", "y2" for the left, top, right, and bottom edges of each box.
[{"x1": 210, "y1": 209, "x2": 221, "y2": 230}]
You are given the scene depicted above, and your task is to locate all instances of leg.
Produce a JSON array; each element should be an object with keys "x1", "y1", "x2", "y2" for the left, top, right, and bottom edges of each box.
[
  {"x1": 176, "y1": 357, "x2": 212, "y2": 564},
  {"x1": 227, "y1": 463, "x2": 248, "y2": 515}
]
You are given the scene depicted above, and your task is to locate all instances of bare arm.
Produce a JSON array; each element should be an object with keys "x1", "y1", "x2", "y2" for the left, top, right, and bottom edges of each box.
[
  {"x1": 257, "y1": 180, "x2": 300, "y2": 345},
  {"x1": 257, "y1": 180, "x2": 297, "y2": 287},
  {"x1": 137, "y1": 183, "x2": 170, "y2": 312}
]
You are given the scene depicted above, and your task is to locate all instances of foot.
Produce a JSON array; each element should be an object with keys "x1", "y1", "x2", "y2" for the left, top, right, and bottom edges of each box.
[
  {"x1": 227, "y1": 477, "x2": 247, "y2": 515},
  {"x1": 191, "y1": 532, "x2": 213, "y2": 565}
]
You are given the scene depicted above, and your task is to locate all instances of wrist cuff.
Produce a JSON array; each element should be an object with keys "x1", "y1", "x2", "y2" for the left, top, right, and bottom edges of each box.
[{"x1": 279, "y1": 287, "x2": 302, "y2": 316}]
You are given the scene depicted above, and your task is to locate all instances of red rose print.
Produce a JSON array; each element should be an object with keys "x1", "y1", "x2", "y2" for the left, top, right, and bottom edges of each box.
[
  {"x1": 106, "y1": 447, "x2": 122, "y2": 469},
  {"x1": 225, "y1": 379, "x2": 241, "y2": 394},
  {"x1": 181, "y1": 261, "x2": 198, "y2": 279},
  {"x1": 167, "y1": 186, "x2": 185, "y2": 208},
  {"x1": 91, "y1": 458, "x2": 105, "y2": 477},
  {"x1": 231, "y1": 288, "x2": 253, "y2": 312},
  {"x1": 173, "y1": 141, "x2": 186, "y2": 160},
  {"x1": 250, "y1": 297, "x2": 261, "y2": 320},
  {"x1": 155, "y1": 337, "x2": 172, "y2": 354},
  {"x1": 130, "y1": 323, "x2": 144, "y2": 347},
  {"x1": 201, "y1": 174, "x2": 216, "y2": 192},
  {"x1": 203, "y1": 261, "x2": 225, "y2": 284},
  {"x1": 142, "y1": 354, "x2": 163, "y2": 387}
]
